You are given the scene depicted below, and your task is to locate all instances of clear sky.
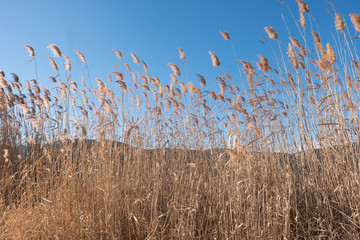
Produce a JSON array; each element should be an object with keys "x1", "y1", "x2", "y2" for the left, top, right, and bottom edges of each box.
[{"x1": 0, "y1": 0, "x2": 359, "y2": 92}]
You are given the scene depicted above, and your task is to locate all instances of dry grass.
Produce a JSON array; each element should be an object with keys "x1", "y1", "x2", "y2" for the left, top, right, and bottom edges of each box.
[{"x1": 0, "y1": 1, "x2": 360, "y2": 239}]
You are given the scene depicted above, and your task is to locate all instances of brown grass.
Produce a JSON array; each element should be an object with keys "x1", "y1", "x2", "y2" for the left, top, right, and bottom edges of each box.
[{"x1": 0, "y1": 2, "x2": 360, "y2": 239}]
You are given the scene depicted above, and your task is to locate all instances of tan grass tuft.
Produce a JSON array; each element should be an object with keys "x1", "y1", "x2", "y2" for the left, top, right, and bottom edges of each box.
[
  {"x1": 287, "y1": 43, "x2": 298, "y2": 70},
  {"x1": 112, "y1": 49, "x2": 123, "y2": 60},
  {"x1": 187, "y1": 82, "x2": 196, "y2": 94},
  {"x1": 130, "y1": 53, "x2": 140, "y2": 64},
  {"x1": 168, "y1": 63, "x2": 180, "y2": 76},
  {"x1": 326, "y1": 43, "x2": 336, "y2": 63},
  {"x1": 239, "y1": 60, "x2": 256, "y2": 75},
  {"x1": 112, "y1": 71, "x2": 124, "y2": 81},
  {"x1": 142, "y1": 60, "x2": 148, "y2": 72},
  {"x1": 264, "y1": 27, "x2": 278, "y2": 39},
  {"x1": 224, "y1": 73, "x2": 232, "y2": 82},
  {"x1": 296, "y1": 0, "x2": 309, "y2": 12},
  {"x1": 74, "y1": 50, "x2": 86, "y2": 63},
  {"x1": 124, "y1": 63, "x2": 131, "y2": 72},
  {"x1": 10, "y1": 73, "x2": 19, "y2": 83},
  {"x1": 64, "y1": 55, "x2": 71, "y2": 72},
  {"x1": 24, "y1": 45, "x2": 35, "y2": 57},
  {"x1": 197, "y1": 74, "x2": 206, "y2": 86},
  {"x1": 219, "y1": 31, "x2": 230, "y2": 40},
  {"x1": 177, "y1": 48, "x2": 186, "y2": 59},
  {"x1": 349, "y1": 13, "x2": 360, "y2": 32},
  {"x1": 289, "y1": 37, "x2": 301, "y2": 48},
  {"x1": 179, "y1": 81, "x2": 187, "y2": 93},
  {"x1": 318, "y1": 57, "x2": 333, "y2": 71},
  {"x1": 312, "y1": 31, "x2": 321, "y2": 48},
  {"x1": 299, "y1": 10, "x2": 306, "y2": 28},
  {"x1": 49, "y1": 76, "x2": 57, "y2": 83},
  {"x1": 296, "y1": 0, "x2": 309, "y2": 28},
  {"x1": 209, "y1": 51, "x2": 220, "y2": 66},
  {"x1": 81, "y1": 77, "x2": 85, "y2": 87},
  {"x1": 351, "y1": 60, "x2": 360, "y2": 72},
  {"x1": 170, "y1": 74, "x2": 178, "y2": 83},
  {"x1": 256, "y1": 55, "x2": 271, "y2": 72},
  {"x1": 47, "y1": 44, "x2": 62, "y2": 57},
  {"x1": 335, "y1": 13, "x2": 345, "y2": 33},
  {"x1": 48, "y1": 57, "x2": 58, "y2": 71}
]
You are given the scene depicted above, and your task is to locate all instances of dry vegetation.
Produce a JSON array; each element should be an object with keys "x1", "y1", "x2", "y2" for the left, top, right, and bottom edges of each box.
[{"x1": 0, "y1": 1, "x2": 360, "y2": 239}]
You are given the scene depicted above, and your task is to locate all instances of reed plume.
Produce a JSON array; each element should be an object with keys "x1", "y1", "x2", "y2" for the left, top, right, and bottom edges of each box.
[
  {"x1": 256, "y1": 55, "x2": 271, "y2": 72},
  {"x1": 74, "y1": 50, "x2": 87, "y2": 63},
  {"x1": 10, "y1": 73, "x2": 19, "y2": 83},
  {"x1": 177, "y1": 48, "x2": 186, "y2": 59},
  {"x1": 349, "y1": 13, "x2": 360, "y2": 32},
  {"x1": 296, "y1": 0, "x2": 309, "y2": 12},
  {"x1": 24, "y1": 45, "x2": 35, "y2": 57},
  {"x1": 287, "y1": 43, "x2": 298, "y2": 69},
  {"x1": 264, "y1": 27, "x2": 278, "y2": 39},
  {"x1": 296, "y1": 0, "x2": 309, "y2": 28},
  {"x1": 326, "y1": 43, "x2": 336, "y2": 63},
  {"x1": 47, "y1": 44, "x2": 62, "y2": 57},
  {"x1": 112, "y1": 49, "x2": 123, "y2": 60},
  {"x1": 48, "y1": 57, "x2": 58, "y2": 71},
  {"x1": 130, "y1": 53, "x2": 140, "y2": 64},
  {"x1": 168, "y1": 63, "x2": 180, "y2": 76},
  {"x1": 142, "y1": 60, "x2": 148, "y2": 72},
  {"x1": 209, "y1": 51, "x2": 220, "y2": 66},
  {"x1": 219, "y1": 30, "x2": 230, "y2": 40},
  {"x1": 335, "y1": 13, "x2": 345, "y2": 33},
  {"x1": 312, "y1": 31, "x2": 321, "y2": 48},
  {"x1": 197, "y1": 74, "x2": 206, "y2": 86},
  {"x1": 64, "y1": 55, "x2": 71, "y2": 72}
]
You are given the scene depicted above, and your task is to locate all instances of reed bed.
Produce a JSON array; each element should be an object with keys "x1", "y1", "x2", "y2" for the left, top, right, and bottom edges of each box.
[{"x1": 0, "y1": 1, "x2": 360, "y2": 239}]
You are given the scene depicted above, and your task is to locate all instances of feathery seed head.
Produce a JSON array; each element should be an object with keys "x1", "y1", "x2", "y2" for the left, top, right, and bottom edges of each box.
[
  {"x1": 289, "y1": 37, "x2": 301, "y2": 48},
  {"x1": 124, "y1": 63, "x2": 131, "y2": 72},
  {"x1": 112, "y1": 49, "x2": 123, "y2": 60},
  {"x1": 10, "y1": 73, "x2": 19, "y2": 83},
  {"x1": 264, "y1": 27, "x2": 278, "y2": 39},
  {"x1": 168, "y1": 63, "x2": 180, "y2": 76},
  {"x1": 219, "y1": 31, "x2": 230, "y2": 40},
  {"x1": 130, "y1": 53, "x2": 140, "y2": 64},
  {"x1": 177, "y1": 48, "x2": 186, "y2": 59},
  {"x1": 256, "y1": 55, "x2": 271, "y2": 72},
  {"x1": 296, "y1": 0, "x2": 309, "y2": 12},
  {"x1": 112, "y1": 71, "x2": 124, "y2": 81},
  {"x1": 74, "y1": 50, "x2": 86, "y2": 63},
  {"x1": 296, "y1": 0, "x2": 308, "y2": 28},
  {"x1": 335, "y1": 13, "x2": 345, "y2": 33},
  {"x1": 142, "y1": 60, "x2": 148, "y2": 72},
  {"x1": 49, "y1": 57, "x2": 58, "y2": 71},
  {"x1": 312, "y1": 32, "x2": 321, "y2": 48},
  {"x1": 197, "y1": 74, "x2": 206, "y2": 86},
  {"x1": 24, "y1": 45, "x2": 35, "y2": 57},
  {"x1": 64, "y1": 55, "x2": 71, "y2": 72},
  {"x1": 47, "y1": 44, "x2": 62, "y2": 57},
  {"x1": 287, "y1": 43, "x2": 298, "y2": 70},
  {"x1": 299, "y1": 10, "x2": 306, "y2": 28},
  {"x1": 209, "y1": 51, "x2": 220, "y2": 66},
  {"x1": 326, "y1": 43, "x2": 336, "y2": 63},
  {"x1": 349, "y1": 13, "x2": 360, "y2": 32},
  {"x1": 170, "y1": 74, "x2": 178, "y2": 83},
  {"x1": 318, "y1": 57, "x2": 333, "y2": 71}
]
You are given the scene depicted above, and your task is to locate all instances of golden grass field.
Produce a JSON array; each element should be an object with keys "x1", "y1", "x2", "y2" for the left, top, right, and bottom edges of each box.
[{"x1": 1, "y1": 1, "x2": 360, "y2": 239}]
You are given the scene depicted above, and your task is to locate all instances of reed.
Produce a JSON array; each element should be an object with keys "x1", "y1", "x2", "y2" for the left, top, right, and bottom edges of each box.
[{"x1": 0, "y1": 1, "x2": 359, "y2": 239}]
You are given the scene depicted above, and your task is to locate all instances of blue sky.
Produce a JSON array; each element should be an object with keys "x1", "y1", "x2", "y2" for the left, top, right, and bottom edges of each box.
[{"x1": 0, "y1": 0, "x2": 359, "y2": 92}]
